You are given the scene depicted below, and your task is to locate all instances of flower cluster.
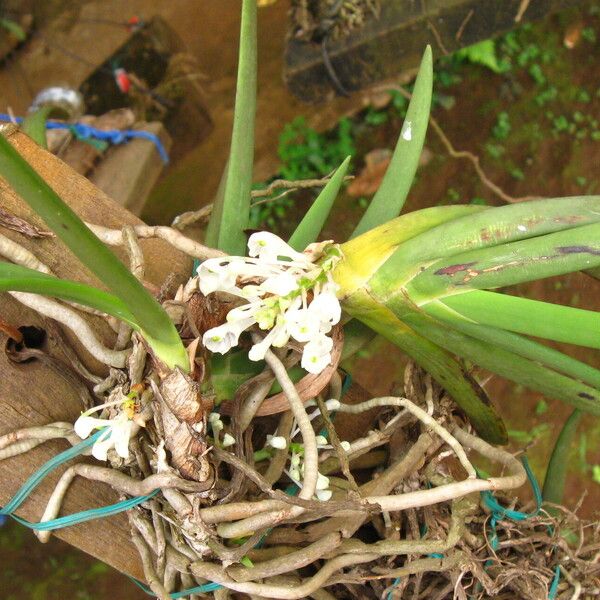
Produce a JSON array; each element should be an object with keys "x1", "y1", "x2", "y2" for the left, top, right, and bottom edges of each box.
[
  {"x1": 74, "y1": 397, "x2": 138, "y2": 461},
  {"x1": 264, "y1": 398, "x2": 351, "y2": 502},
  {"x1": 208, "y1": 412, "x2": 235, "y2": 448},
  {"x1": 199, "y1": 232, "x2": 342, "y2": 374}
]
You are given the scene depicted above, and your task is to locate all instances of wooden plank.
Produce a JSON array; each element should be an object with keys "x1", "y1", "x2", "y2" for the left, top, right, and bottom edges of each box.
[
  {"x1": 0, "y1": 4, "x2": 133, "y2": 114},
  {"x1": 284, "y1": 0, "x2": 582, "y2": 103},
  {"x1": 0, "y1": 126, "x2": 193, "y2": 579},
  {"x1": 58, "y1": 109, "x2": 137, "y2": 175},
  {"x1": 89, "y1": 121, "x2": 172, "y2": 215}
]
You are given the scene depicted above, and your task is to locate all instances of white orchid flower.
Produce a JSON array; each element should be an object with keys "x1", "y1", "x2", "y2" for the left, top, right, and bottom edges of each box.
[
  {"x1": 315, "y1": 435, "x2": 328, "y2": 447},
  {"x1": 74, "y1": 404, "x2": 134, "y2": 462},
  {"x1": 286, "y1": 307, "x2": 321, "y2": 342},
  {"x1": 248, "y1": 323, "x2": 288, "y2": 361},
  {"x1": 258, "y1": 272, "x2": 299, "y2": 296},
  {"x1": 309, "y1": 291, "x2": 341, "y2": 328},
  {"x1": 197, "y1": 259, "x2": 240, "y2": 295},
  {"x1": 222, "y1": 433, "x2": 236, "y2": 447},
  {"x1": 316, "y1": 489, "x2": 333, "y2": 501},
  {"x1": 301, "y1": 334, "x2": 334, "y2": 374},
  {"x1": 203, "y1": 322, "x2": 245, "y2": 354},
  {"x1": 90, "y1": 414, "x2": 134, "y2": 461},
  {"x1": 248, "y1": 231, "x2": 309, "y2": 263},
  {"x1": 266, "y1": 435, "x2": 287, "y2": 450},
  {"x1": 198, "y1": 231, "x2": 342, "y2": 375}
]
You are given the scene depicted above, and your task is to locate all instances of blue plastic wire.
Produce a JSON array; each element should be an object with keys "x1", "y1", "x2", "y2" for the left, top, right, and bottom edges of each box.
[
  {"x1": 385, "y1": 577, "x2": 402, "y2": 600},
  {"x1": 0, "y1": 429, "x2": 104, "y2": 516},
  {"x1": 0, "y1": 113, "x2": 169, "y2": 163},
  {"x1": 130, "y1": 576, "x2": 222, "y2": 598},
  {"x1": 0, "y1": 428, "x2": 159, "y2": 532},
  {"x1": 12, "y1": 491, "x2": 158, "y2": 531},
  {"x1": 480, "y1": 456, "x2": 542, "y2": 551},
  {"x1": 548, "y1": 565, "x2": 561, "y2": 599}
]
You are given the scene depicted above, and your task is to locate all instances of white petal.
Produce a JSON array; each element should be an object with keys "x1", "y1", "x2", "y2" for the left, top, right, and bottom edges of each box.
[
  {"x1": 259, "y1": 272, "x2": 299, "y2": 296},
  {"x1": 309, "y1": 291, "x2": 341, "y2": 325},
  {"x1": 203, "y1": 324, "x2": 241, "y2": 354},
  {"x1": 112, "y1": 420, "x2": 133, "y2": 459},
  {"x1": 74, "y1": 415, "x2": 108, "y2": 439},
  {"x1": 267, "y1": 435, "x2": 287, "y2": 450},
  {"x1": 248, "y1": 231, "x2": 308, "y2": 263},
  {"x1": 222, "y1": 433, "x2": 236, "y2": 447},
  {"x1": 301, "y1": 347, "x2": 331, "y2": 374},
  {"x1": 91, "y1": 430, "x2": 113, "y2": 461},
  {"x1": 316, "y1": 489, "x2": 333, "y2": 501},
  {"x1": 315, "y1": 435, "x2": 328, "y2": 447},
  {"x1": 340, "y1": 441, "x2": 351, "y2": 452},
  {"x1": 316, "y1": 472, "x2": 330, "y2": 490},
  {"x1": 286, "y1": 308, "x2": 320, "y2": 343},
  {"x1": 198, "y1": 259, "x2": 238, "y2": 295},
  {"x1": 248, "y1": 327, "x2": 280, "y2": 361}
]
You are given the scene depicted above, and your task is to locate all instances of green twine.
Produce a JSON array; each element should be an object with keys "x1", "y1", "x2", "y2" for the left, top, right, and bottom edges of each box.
[
  {"x1": 0, "y1": 429, "x2": 158, "y2": 532},
  {"x1": 480, "y1": 456, "x2": 542, "y2": 551},
  {"x1": 129, "y1": 576, "x2": 223, "y2": 598},
  {"x1": 548, "y1": 565, "x2": 561, "y2": 599}
]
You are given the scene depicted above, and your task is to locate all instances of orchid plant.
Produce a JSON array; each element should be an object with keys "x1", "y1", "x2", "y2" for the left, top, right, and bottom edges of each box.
[{"x1": 0, "y1": 0, "x2": 598, "y2": 506}]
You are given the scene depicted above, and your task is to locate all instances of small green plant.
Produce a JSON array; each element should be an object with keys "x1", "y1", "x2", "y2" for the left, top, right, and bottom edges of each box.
[
  {"x1": 277, "y1": 116, "x2": 355, "y2": 181},
  {"x1": 528, "y1": 63, "x2": 546, "y2": 86},
  {"x1": 582, "y1": 26, "x2": 597, "y2": 43},
  {"x1": 453, "y1": 39, "x2": 507, "y2": 74},
  {"x1": 364, "y1": 106, "x2": 388, "y2": 126},
  {"x1": 492, "y1": 111, "x2": 511, "y2": 140},
  {"x1": 507, "y1": 423, "x2": 551, "y2": 444}
]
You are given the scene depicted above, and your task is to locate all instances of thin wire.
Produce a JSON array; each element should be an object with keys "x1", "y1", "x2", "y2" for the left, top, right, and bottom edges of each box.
[
  {"x1": 0, "y1": 429, "x2": 104, "y2": 515},
  {"x1": 0, "y1": 113, "x2": 169, "y2": 163}
]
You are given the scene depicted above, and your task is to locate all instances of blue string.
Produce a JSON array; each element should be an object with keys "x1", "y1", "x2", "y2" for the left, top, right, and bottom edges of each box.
[
  {"x1": 0, "y1": 428, "x2": 159, "y2": 532},
  {"x1": 0, "y1": 429, "x2": 104, "y2": 516},
  {"x1": 12, "y1": 491, "x2": 158, "y2": 531},
  {"x1": 385, "y1": 577, "x2": 401, "y2": 600},
  {"x1": 480, "y1": 456, "x2": 542, "y2": 551},
  {"x1": 129, "y1": 576, "x2": 222, "y2": 598},
  {"x1": 548, "y1": 565, "x2": 561, "y2": 599},
  {"x1": 0, "y1": 113, "x2": 169, "y2": 163}
]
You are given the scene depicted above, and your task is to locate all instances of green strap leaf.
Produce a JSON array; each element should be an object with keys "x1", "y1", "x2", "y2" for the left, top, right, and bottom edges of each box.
[
  {"x1": 423, "y1": 301, "x2": 600, "y2": 390},
  {"x1": 288, "y1": 156, "x2": 351, "y2": 251},
  {"x1": 341, "y1": 319, "x2": 377, "y2": 361},
  {"x1": 542, "y1": 409, "x2": 582, "y2": 506},
  {"x1": 0, "y1": 262, "x2": 137, "y2": 327},
  {"x1": 404, "y1": 221, "x2": 600, "y2": 303},
  {"x1": 206, "y1": 0, "x2": 257, "y2": 255},
  {"x1": 337, "y1": 205, "x2": 486, "y2": 298},
  {"x1": 402, "y1": 310, "x2": 600, "y2": 416},
  {"x1": 205, "y1": 159, "x2": 229, "y2": 249},
  {"x1": 351, "y1": 46, "x2": 433, "y2": 238},
  {"x1": 438, "y1": 290, "x2": 600, "y2": 349},
  {"x1": 0, "y1": 132, "x2": 187, "y2": 370},
  {"x1": 370, "y1": 196, "x2": 600, "y2": 300},
  {"x1": 22, "y1": 107, "x2": 53, "y2": 149}
]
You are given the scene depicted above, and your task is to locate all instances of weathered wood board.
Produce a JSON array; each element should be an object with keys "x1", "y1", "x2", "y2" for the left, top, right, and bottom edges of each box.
[
  {"x1": 89, "y1": 121, "x2": 172, "y2": 215},
  {"x1": 0, "y1": 127, "x2": 192, "y2": 580},
  {"x1": 285, "y1": 0, "x2": 583, "y2": 102}
]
